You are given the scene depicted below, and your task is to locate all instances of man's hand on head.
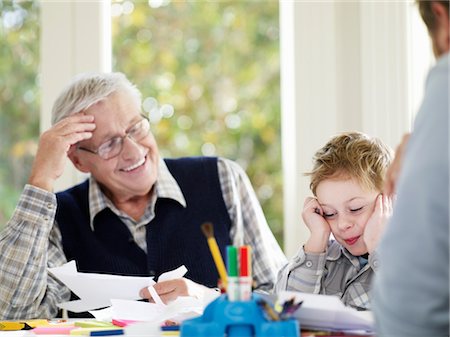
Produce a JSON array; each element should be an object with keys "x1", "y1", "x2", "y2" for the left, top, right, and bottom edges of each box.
[{"x1": 28, "y1": 113, "x2": 95, "y2": 192}]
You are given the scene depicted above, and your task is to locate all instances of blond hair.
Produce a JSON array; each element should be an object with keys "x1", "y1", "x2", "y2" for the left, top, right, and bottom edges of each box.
[{"x1": 307, "y1": 132, "x2": 393, "y2": 195}]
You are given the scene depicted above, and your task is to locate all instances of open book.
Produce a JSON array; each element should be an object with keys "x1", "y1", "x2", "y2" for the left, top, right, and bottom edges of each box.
[{"x1": 277, "y1": 291, "x2": 374, "y2": 332}]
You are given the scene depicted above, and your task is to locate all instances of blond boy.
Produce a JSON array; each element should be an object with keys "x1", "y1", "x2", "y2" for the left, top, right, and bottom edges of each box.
[{"x1": 274, "y1": 132, "x2": 392, "y2": 310}]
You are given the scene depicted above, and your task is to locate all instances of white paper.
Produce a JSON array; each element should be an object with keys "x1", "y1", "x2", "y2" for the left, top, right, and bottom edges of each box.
[
  {"x1": 279, "y1": 291, "x2": 374, "y2": 332},
  {"x1": 110, "y1": 299, "x2": 166, "y2": 322},
  {"x1": 110, "y1": 296, "x2": 203, "y2": 324},
  {"x1": 58, "y1": 299, "x2": 112, "y2": 313},
  {"x1": 49, "y1": 261, "x2": 191, "y2": 313},
  {"x1": 49, "y1": 261, "x2": 153, "y2": 311},
  {"x1": 89, "y1": 306, "x2": 114, "y2": 321},
  {"x1": 157, "y1": 265, "x2": 187, "y2": 282},
  {"x1": 124, "y1": 322, "x2": 162, "y2": 336}
]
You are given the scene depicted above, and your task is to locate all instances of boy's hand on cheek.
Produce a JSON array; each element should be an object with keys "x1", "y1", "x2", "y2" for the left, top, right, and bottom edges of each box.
[
  {"x1": 363, "y1": 194, "x2": 393, "y2": 254},
  {"x1": 302, "y1": 197, "x2": 331, "y2": 253}
]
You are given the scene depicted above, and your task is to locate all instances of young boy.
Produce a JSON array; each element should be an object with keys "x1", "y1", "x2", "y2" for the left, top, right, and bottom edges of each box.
[{"x1": 274, "y1": 132, "x2": 393, "y2": 310}]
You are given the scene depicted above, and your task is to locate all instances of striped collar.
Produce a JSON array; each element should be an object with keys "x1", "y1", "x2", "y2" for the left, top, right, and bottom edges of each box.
[{"x1": 326, "y1": 240, "x2": 362, "y2": 268}]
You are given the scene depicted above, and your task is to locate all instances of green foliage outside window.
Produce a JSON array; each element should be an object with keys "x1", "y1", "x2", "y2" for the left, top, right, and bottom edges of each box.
[
  {"x1": 112, "y1": 1, "x2": 283, "y2": 244},
  {"x1": 0, "y1": 1, "x2": 283, "y2": 246},
  {"x1": 0, "y1": 1, "x2": 40, "y2": 226}
]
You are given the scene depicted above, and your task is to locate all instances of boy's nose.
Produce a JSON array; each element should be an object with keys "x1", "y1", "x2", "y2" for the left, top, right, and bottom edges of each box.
[{"x1": 337, "y1": 216, "x2": 354, "y2": 231}]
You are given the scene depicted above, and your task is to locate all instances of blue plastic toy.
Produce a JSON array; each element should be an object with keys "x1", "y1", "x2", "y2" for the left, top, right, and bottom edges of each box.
[{"x1": 180, "y1": 293, "x2": 299, "y2": 337}]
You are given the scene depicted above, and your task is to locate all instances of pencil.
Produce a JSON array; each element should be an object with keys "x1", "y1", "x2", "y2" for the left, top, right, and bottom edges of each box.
[
  {"x1": 201, "y1": 222, "x2": 228, "y2": 288},
  {"x1": 0, "y1": 321, "x2": 32, "y2": 331}
]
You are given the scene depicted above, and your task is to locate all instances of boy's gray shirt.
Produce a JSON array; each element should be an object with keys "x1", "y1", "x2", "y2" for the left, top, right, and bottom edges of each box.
[{"x1": 274, "y1": 240, "x2": 379, "y2": 310}]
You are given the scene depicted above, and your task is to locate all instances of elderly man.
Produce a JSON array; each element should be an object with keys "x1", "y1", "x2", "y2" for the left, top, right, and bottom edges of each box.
[
  {"x1": 0, "y1": 72, "x2": 286, "y2": 319},
  {"x1": 372, "y1": 1, "x2": 449, "y2": 336}
]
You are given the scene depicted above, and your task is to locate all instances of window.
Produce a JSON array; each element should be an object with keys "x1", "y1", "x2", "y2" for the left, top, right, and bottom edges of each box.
[
  {"x1": 111, "y1": 1, "x2": 283, "y2": 244},
  {"x1": 0, "y1": 1, "x2": 40, "y2": 226}
]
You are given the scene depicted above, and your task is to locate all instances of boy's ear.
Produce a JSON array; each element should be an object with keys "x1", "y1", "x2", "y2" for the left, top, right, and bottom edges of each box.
[{"x1": 68, "y1": 147, "x2": 90, "y2": 173}]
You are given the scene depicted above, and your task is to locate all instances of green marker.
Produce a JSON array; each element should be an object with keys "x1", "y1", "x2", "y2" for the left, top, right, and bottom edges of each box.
[{"x1": 226, "y1": 245, "x2": 239, "y2": 301}]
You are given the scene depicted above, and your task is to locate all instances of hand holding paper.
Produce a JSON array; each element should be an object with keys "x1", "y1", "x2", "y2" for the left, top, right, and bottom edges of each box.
[
  {"x1": 140, "y1": 266, "x2": 212, "y2": 304},
  {"x1": 49, "y1": 261, "x2": 219, "y2": 324},
  {"x1": 48, "y1": 261, "x2": 193, "y2": 312}
]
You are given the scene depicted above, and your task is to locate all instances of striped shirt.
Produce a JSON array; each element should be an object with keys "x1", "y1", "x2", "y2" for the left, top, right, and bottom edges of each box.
[
  {"x1": 274, "y1": 240, "x2": 379, "y2": 310},
  {"x1": 0, "y1": 157, "x2": 286, "y2": 319}
]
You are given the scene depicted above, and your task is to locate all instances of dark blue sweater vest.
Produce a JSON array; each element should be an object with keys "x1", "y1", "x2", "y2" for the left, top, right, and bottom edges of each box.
[{"x1": 56, "y1": 157, "x2": 232, "y2": 288}]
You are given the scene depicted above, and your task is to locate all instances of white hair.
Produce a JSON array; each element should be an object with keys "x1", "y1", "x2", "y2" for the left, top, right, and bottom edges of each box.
[{"x1": 51, "y1": 72, "x2": 142, "y2": 125}]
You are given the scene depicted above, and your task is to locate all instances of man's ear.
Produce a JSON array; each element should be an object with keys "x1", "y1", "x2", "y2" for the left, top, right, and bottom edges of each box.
[
  {"x1": 68, "y1": 148, "x2": 90, "y2": 173},
  {"x1": 431, "y1": 1, "x2": 450, "y2": 53}
]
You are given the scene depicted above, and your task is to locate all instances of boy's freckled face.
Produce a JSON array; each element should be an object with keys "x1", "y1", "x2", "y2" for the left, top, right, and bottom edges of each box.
[{"x1": 316, "y1": 177, "x2": 379, "y2": 256}]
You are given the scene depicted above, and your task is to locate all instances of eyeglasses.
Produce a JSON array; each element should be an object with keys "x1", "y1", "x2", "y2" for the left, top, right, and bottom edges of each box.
[{"x1": 77, "y1": 116, "x2": 150, "y2": 160}]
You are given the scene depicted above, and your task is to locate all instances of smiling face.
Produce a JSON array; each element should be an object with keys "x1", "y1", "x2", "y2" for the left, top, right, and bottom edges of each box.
[
  {"x1": 316, "y1": 176, "x2": 379, "y2": 256},
  {"x1": 69, "y1": 90, "x2": 160, "y2": 204}
]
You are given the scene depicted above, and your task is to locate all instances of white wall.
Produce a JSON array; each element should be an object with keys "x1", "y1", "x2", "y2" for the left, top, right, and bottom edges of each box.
[{"x1": 40, "y1": 1, "x2": 111, "y2": 192}]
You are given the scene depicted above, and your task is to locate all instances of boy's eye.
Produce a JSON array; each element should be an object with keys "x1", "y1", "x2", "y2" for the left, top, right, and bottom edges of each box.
[
  {"x1": 323, "y1": 212, "x2": 336, "y2": 218},
  {"x1": 350, "y1": 207, "x2": 363, "y2": 212}
]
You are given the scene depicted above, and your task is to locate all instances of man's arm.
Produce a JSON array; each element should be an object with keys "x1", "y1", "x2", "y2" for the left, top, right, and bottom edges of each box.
[
  {"x1": 217, "y1": 158, "x2": 287, "y2": 292},
  {"x1": 0, "y1": 185, "x2": 71, "y2": 319},
  {"x1": 372, "y1": 56, "x2": 449, "y2": 336}
]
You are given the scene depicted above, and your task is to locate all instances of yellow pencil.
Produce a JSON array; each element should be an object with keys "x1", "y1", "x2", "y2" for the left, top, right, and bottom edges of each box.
[
  {"x1": 0, "y1": 321, "x2": 31, "y2": 331},
  {"x1": 201, "y1": 222, "x2": 228, "y2": 288},
  {"x1": 26, "y1": 319, "x2": 51, "y2": 327}
]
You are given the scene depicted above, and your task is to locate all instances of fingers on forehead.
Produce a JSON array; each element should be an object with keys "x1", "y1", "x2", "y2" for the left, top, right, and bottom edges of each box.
[{"x1": 304, "y1": 197, "x2": 318, "y2": 206}]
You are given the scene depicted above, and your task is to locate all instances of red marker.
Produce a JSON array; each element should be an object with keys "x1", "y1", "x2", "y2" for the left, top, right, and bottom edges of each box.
[{"x1": 239, "y1": 245, "x2": 252, "y2": 300}]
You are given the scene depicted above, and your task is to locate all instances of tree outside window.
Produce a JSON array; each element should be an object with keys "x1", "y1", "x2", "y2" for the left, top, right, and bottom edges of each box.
[
  {"x1": 112, "y1": 0, "x2": 283, "y2": 244},
  {"x1": 0, "y1": 1, "x2": 40, "y2": 226}
]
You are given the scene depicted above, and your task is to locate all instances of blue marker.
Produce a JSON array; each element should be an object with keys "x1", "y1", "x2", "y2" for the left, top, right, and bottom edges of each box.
[
  {"x1": 90, "y1": 329, "x2": 124, "y2": 336},
  {"x1": 161, "y1": 325, "x2": 180, "y2": 331}
]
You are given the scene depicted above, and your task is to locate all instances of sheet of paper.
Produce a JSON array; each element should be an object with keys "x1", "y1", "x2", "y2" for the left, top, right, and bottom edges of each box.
[
  {"x1": 109, "y1": 296, "x2": 203, "y2": 323},
  {"x1": 278, "y1": 291, "x2": 374, "y2": 332},
  {"x1": 58, "y1": 299, "x2": 112, "y2": 313},
  {"x1": 49, "y1": 261, "x2": 191, "y2": 313},
  {"x1": 157, "y1": 265, "x2": 187, "y2": 282},
  {"x1": 48, "y1": 261, "x2": 153, "y2": 312},
  {"x1": 110, "y1": 299, "x2": 166, "y2": 322},
  {"x1": 89, "y1": 307, "x2": 114, "y2": 322}
]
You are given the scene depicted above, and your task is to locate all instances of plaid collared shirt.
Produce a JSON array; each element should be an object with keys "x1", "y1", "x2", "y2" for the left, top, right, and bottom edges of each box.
[
  {"x1": 0, "y1": 157, "x2": 286, "y2": 319},
  {"x1": 274, "y1": 240, "x2": 380, "y2": 310}
]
